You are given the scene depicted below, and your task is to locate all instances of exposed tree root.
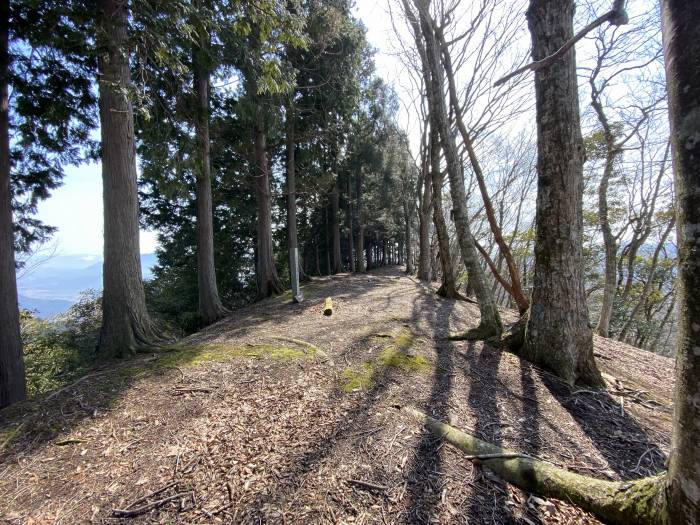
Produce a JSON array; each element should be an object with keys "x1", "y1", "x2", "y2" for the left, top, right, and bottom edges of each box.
[
  {"x1": 447, "y1": 322, "x2": 501, "y2": 342},
  {"x1": 401, "y1": 406, "x2": 669, "y2": 525}
]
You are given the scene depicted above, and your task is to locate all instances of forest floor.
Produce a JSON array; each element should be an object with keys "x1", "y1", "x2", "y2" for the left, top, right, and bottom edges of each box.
[{"x1": 0, "y1": 267, "x2": 674, "y2": 525}]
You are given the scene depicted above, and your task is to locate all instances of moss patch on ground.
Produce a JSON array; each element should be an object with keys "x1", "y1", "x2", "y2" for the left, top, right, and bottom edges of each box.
[
  {"x1": 154, "y1": 342, "x2": 315, "y2": 369},
  {"x1": 340, "y1": 327, "x2": 430, "y2": 392}
]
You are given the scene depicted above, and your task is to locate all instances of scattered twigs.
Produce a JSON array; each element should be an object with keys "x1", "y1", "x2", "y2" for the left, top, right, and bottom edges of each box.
[
  {"x1": 493, "y1": 0, "x2": 628, "y2": 87},
  {"x1": 112, "y1": 492, "x2": 190, "y2": 518},
  {"x1": 346, "y1": 479, "x2": 388, "y2": 492},
  {"x1": 170, "y1": 387, "x2": 212, "y2": 395}
]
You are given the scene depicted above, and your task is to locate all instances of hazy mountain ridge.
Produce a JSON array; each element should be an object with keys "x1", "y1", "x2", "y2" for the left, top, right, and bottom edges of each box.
[{"x1": 17, "y1": 253, "x2": 158, "y2": 318}]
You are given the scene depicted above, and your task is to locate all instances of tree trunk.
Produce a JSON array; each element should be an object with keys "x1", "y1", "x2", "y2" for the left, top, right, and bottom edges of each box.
[
  {"x1": 330, "y1": 182, "x2": 342, "y2": 273},
  {"x1": 404, "y1": 204, "x2": 414, "y2": 273},
  {"x1": 0, "y1": 2, "x2": 26, "y2": 408},
  {"x1": 355, "y1": 172, "x2": 365, "y2": 272},
  {"x1": 661, "y1": 2, "x2": 700, "y2": 521},
  {"x1": 417, "y1": 157, "x2": 432, "y2": 281},
  {"x1": 286, "y1": 105, "x2": 302, "y2": 302},
  {"x1": 347, "y1": 175, "x2": 355, "y2": 272},
  {"x1": 592, "y1": 99, "x2": 619, "y2": 338},
  {"x1": 429, "y1": 126, "x2": 458, "y2": 298},
  {"x1": 252, "y1": 107, "x2": 282, "y2": 298},
  {"x1": 415, "y1": 0, "x2": 502, "y2": 336},
  {"x1": 97, "y1": 0, "x2": 161, "y2": 358},
  {"x1": 192, "y1": 15, "x2": 227, "y2": 324},
  {"x1": 523, "y1": 0, "x2": 602, "y2": 387}
]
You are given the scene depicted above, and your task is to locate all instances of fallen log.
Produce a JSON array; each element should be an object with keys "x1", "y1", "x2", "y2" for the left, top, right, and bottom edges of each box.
[
  {"x1": 323, "y1": 297, "x2": 333, "y2": 316},
  {"x1": 401, "y1": 406, "x2": 666, "y2": 525}
]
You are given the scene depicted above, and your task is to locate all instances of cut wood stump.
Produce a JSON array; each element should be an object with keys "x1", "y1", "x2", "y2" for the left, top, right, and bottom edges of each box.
[{"x1": 323, "y1": 297, "x2": 333, "y2": 316}]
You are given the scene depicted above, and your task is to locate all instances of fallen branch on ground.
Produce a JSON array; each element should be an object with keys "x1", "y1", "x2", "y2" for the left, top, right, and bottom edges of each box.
[
  {"x1": 400, "y1": 406, "x2": 667, "y2": 525},
  {"x1": 346, "y1": 479, "x2": 388, "y2": 492}
]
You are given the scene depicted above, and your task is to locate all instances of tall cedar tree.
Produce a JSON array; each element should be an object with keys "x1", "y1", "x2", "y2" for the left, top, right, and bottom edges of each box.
[
  {"x1": 0, "y1": 1, "x2": 26, "y2": 408},
  {"x1": 522, "y1": 0, "x2": 603, "y2": 387},
  {"x1": 96, "y1": 0, "x2": 161, "y2": 356},
  {"x1": 192, "y1": 2, "x2": 227, "y2": 324}
]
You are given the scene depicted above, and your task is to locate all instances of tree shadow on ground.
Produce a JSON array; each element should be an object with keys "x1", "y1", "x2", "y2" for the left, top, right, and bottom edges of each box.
[
  {"x1": 402, "y1": 286, "x2": 456, "y2": 523},
  {"x1": 459, "y1": 341, "x2": 518, "y2": 524},
  {"x1": 537, "y1": 369, "x2": 667, "y2": 479}
]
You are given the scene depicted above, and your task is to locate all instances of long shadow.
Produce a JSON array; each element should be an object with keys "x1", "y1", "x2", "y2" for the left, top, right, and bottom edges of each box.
[
  {"x1": 537, "y1": 369, "x2": 667, "y2": 479},
  {"x1": 402, "y1": 287, "x2": 456, "y2": 523},
  {"x1": 458, "y1": 342, "x2": 517, "y2": 524}
]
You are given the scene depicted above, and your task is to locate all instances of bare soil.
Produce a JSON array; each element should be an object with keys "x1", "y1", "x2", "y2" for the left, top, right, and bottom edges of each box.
[{"x1": 0, "y1": 267, "x2": 674, "y2": 524}]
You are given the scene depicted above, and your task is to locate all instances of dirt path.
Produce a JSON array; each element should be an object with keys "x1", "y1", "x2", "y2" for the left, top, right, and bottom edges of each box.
[{"x1": 0, "y1": 267, "x2": 674, "y2": 524}]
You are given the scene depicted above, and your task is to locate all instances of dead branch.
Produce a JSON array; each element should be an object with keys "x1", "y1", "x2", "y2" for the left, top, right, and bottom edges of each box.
[{"x1": 493, "y1": 0, "x2": 628, "y2": 87}]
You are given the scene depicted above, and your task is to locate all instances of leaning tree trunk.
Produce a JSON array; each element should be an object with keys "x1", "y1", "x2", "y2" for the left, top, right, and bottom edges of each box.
[
  {"x1": 97, "y1": 0, "x2": 162, "y2": 358},
  {"x1": 286, "y1": 104, "x2": 302, "y2": 303},
  {"x1": 192, "y1": 17, "x2": 227, "y2": 325},
  {"x1": 416, "y1": 0, "x2": 502, "y2": 336},
  {"x1": 252, "y1": 106, "x2": 283, "y2": 299},
  {"x1": 0, "y1": 3, "x2": 26, "y2": 408},
  {"x1": 661, "y1": 1, "x2": 700, "y2": 521},
  {"x1": 439, "y1": 30, "x2": 529, "y2": 314},
  {"x1": 523, "y1": 0, "x2": 602, "y2": 387}
]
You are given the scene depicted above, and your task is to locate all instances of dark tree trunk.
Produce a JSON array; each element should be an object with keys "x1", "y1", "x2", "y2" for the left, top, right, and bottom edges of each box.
[
  {"x1": 355, "y1": 172, "x2": 365, "y2": 272},
  {"x1": 347, "y1": 175, "x2": 355, "y2": 272},
  {"x1": 404, "y1": 204, "x2": 414, "y2": 273},
  {"x1": 661, "y1": 2, "x2": 700, "y2": 521},
  {"x1": 192, "y1": 15, "x2": 227, "y2": 324},
  {"x1": 417, "y1": 155, "x2": 433, "y2": 281},
  {"x1": 286, "y1": 106, "x2": 302, "y2": 302},
  {"x1": 330, "y1": 182, "x2": 342, "y2": 273},
  {"x1": 252, "y1": 108, "x2": 282, "y2": 298},
  {"x1": 415, "y1": 0, "x2": 502, "y2": 336},
  {"x1": 97, "y1": 0, "x2": 161, "y2": 357},
  {"x1": 523, "y1": 0, "x2": 602, "y2": 387},
  {"x1": 0, "y1": 2, "x2": 26, "y2": 408}
]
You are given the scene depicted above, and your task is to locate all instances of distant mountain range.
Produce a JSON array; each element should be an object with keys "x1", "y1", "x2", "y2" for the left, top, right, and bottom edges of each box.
[{"x1": 17, "y1": 253, "x2": 158, "y2": 319}]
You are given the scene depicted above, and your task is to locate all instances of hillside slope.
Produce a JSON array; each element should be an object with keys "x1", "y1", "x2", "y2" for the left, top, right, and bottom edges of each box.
[{"x1": 0, "y1": 267, "x2": 673, "y2": 524}]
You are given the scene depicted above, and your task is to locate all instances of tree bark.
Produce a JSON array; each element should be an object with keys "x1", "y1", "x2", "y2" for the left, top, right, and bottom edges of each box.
[
  {"x1": 286, "y1": 105, "x2": 302, "y2": 302},
  {"x1": 97, "y1": 0, "x2": 162, "y2": 358},
  {"x1": 330, "y1": 182, "x2": 342, "y2": 273},
  {"x1": 252, "y1": 106, "x2": 282, "y2": 298},
  {"x1": 356, "y1": 171, "x2": 365, "y2": 272},
  {"x1": 415, "y1": 0, "x2": 502, "y2": 336},
  {"x1": 347, "y1": 175, "x2": 355, "y2": 272},
  {"x1": 0, "y1": 2, "x2": 26, "y2": 408},
  {"x1": 417, "y1": 152, "x2": 433, "y2": 281},
  {"x1": 192, "y1": 12, "x2": 227, "y2": 324},
  {"x1": 523, "y1": 0, "x2": 603, "y2": 387},
  {"x1": 661, "y1": 2, "x2": 700, "y2": 521}
]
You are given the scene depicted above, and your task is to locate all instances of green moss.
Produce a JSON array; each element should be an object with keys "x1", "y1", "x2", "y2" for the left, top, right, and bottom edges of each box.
[
  {"x1": 378, "y1": 347, "x2": 430, "y2": 372},
  {"x1": 340, "y1": 363, "x2": 375, "y2": 392},
  {"x1": 340, "y1": 327, "x2": 430, "y2": 392},
  {"x1": 154, "y1": 342, "x2": 314, "y2": 369}
]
